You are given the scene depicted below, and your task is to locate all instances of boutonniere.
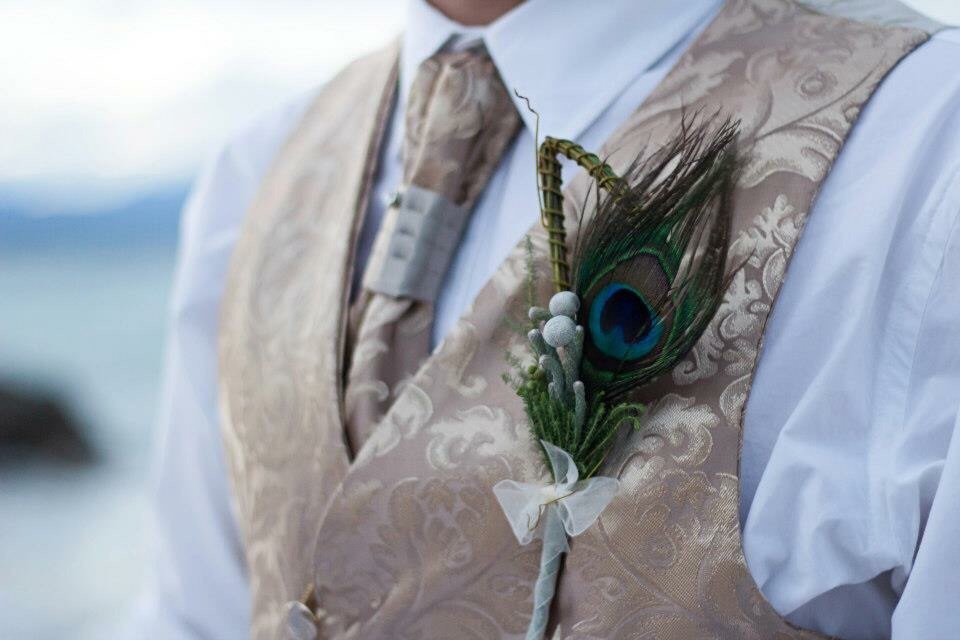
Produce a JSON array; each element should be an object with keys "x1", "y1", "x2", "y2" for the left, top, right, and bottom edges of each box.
[{"x1": 495, "y1": 115, "x2": 740, "y2": 640}]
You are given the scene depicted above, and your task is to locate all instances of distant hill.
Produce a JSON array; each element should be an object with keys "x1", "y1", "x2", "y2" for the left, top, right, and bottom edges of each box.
[{"x1": 0, "y1": 185, "x2": 189, "y2": 251}]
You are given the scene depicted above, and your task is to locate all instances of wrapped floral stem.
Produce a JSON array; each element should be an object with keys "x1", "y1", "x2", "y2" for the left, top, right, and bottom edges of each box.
[
  {"x1": 495, "y1": 439, "x2": 618, "y2": 640},
  {"x1": 497, "y1": 290, "x2": 639, "y2": 639}
]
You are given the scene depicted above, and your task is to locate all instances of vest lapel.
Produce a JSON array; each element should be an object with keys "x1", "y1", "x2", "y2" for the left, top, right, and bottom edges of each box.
[
  {"x1": 555, "y1": 3, "x2": 925, "y2": 635},
  {"x1": 218, "y1": 41, "x2": 398, "y2": 638}
]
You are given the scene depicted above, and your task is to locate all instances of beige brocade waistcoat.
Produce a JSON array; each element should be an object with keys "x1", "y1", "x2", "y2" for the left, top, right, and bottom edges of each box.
[{"x1": 218, "y1": 2, "x2": 926, "y2": 638}]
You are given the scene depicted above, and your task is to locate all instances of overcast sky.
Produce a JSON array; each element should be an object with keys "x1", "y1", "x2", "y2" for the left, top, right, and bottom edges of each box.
[
  {"x1": 0, "y1": 0, "x2": 956, "y2": 210},
  {"x1": 0, "y1": 0, "x2": 406, "y2": 209}
]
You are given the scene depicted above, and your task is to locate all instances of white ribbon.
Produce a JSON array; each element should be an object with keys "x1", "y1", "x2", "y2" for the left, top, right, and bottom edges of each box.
[
  {"x1": 493, "y1": 441, "x2": 619, "y2": 640},
  {"x1": 493, "y1": 440, "x2": 619, "y2": 545}
]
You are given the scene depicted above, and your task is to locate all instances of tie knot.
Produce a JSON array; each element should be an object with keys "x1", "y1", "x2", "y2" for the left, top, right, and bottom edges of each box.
[
  {"x1": 359, "y1": 47, "x2": 520, "y2": 304},
  {"x1": 404, "y1": 48, "x2": 520, "y2": 207}
]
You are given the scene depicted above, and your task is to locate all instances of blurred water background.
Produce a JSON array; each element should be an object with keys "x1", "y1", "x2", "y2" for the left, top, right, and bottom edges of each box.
[
  {"x1": 0, "y1": 200, "x2": 179, "y2": 638},
  {"x1": 0, "y1": 2, "x2": 404, "y2": 637},
  {"x1": 1, "y1": 1, "x2": 956, "y2": 639}
]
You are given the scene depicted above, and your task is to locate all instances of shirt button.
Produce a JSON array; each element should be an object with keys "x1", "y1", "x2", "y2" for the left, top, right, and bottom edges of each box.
[{"x1": 385, "y1": 188, "x2": 404, "y2": 209}]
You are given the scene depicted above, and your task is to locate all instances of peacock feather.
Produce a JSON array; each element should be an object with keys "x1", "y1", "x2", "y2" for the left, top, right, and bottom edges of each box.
[
  {"x1": 500, "y1": 116, "x2": 741, "y2": 640},
  {"x1": 568, "y1": 118, "x2": 740, "y2": 401},
  {"x1": 509, "y1": 115, "x2": 740, "y2": 477}
]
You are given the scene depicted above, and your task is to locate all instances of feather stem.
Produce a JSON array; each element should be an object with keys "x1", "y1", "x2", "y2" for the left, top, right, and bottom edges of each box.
[{"x1": 537, "y1": 137, "x2": 625, "y2": 293}]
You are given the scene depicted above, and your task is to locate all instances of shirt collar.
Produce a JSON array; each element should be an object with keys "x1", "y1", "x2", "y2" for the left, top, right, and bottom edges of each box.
[{"x1": 402, "y1": 0, "x2": 721, "y2": 141}]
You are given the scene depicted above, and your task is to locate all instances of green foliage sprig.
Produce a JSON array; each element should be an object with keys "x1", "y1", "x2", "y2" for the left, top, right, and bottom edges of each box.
[{"x1": 504, "y1": 239, "x2": 645, "y2": 480}]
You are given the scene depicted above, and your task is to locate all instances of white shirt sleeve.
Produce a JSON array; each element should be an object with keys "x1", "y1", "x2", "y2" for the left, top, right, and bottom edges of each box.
[
  {"x1": 730, "y1": 28, "x2": 960, "y2": 639},
  {"x1": 890, "y1": 203, "x2": 960, "y2": 639},
  {"x1": 127, "y1": 94, "x2": 313, "y2": 639}
]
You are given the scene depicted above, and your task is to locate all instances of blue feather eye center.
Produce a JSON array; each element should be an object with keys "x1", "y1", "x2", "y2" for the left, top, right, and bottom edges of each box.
[{"x1": 588, "y1": 282, "x2": 663, "y2": 361}]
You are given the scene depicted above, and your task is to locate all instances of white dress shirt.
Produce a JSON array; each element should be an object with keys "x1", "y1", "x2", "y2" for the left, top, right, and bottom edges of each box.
[{"x1": 131, "y1": 1, "x2": 960, "y2": 638}]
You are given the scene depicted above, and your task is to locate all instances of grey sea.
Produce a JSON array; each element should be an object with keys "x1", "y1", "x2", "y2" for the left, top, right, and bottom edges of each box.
[{"x1": 0, "y1": 195, "x2": 183, "y2": 639}]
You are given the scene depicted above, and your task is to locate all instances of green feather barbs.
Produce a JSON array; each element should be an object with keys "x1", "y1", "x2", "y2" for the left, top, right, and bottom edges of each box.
[
  {"x1": 502, "y1": 117, "x2": 740, "y2": 640},
  {"x1": 511, "y1": 116, "x2": 740, "y2": 478},
  {"x1": 568, "y1": 118, "x2": 739, "y2": 402}
]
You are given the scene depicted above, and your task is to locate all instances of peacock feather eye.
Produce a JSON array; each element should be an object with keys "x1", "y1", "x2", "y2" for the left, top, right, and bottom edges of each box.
[
  {"x1": 588, "y1": 282, "x2": 664, "y2": 362},
  {"x1": 567, "y1": 117, "x2": 739, "y2": 401},
  {"x1": 579, "y1": 249, "x2": 673, "y2": 379}
]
